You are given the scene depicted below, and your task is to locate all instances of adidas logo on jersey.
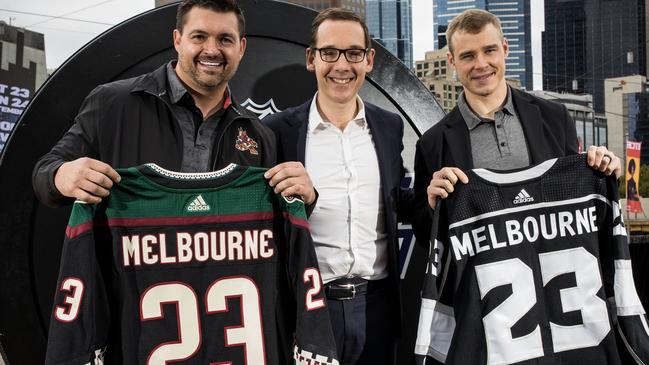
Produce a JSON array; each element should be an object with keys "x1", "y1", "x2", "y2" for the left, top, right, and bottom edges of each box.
[
  {"x1": 513, "y1": 189, "x2": 534, "y2": 204},
  {"x1": 187, "y1": 195, "x2": 210, "y2": 211}
]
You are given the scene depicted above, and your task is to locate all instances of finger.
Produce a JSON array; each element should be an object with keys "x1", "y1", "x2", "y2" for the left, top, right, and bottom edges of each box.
[
  {"x1": 264, "y1": 161, "x2": 299, "y2": 180},
  {"x1": 78, "y1": 179, "x2": 111, "y2": 198},
  {"x1": 432, "y1": 178, "x2": 455, "y2": 193},
  {"x1": 451, "y1": 168, "x2": 469, "y2": 184},
  {"x1": 585, "y1": 145, "x2": 598, "y2": 165},
  {"x1": 427, "y1": 185, "x2": 449, "y2": 200},
  {"x1": 85, "y1": 169, "x2": 115, "y2": 190},
  {"x1": 274, "y1": 177, "x2": 306, "y2": 195},
  {"x1": 73, "y1": 189, "x2": 103, "y2": 204},
  {"x1": 88, "y1": 159, "x2": 121, "y2": 182}
]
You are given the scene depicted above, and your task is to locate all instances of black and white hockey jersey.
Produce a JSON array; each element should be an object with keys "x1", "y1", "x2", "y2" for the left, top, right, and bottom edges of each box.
[
  {"x1": 45, "y1": 163, "x2": 339, "y2": 365},
  {"x1": 415, "y1": 154, "x2": 649, "y2": 364}
]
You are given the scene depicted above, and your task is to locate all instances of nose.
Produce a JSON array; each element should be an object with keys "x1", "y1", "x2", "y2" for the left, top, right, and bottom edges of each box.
[
  {"x1": 333, "y1": 53, "x2": 352, "y2": 70},
  {"x1": 202, "y1": 38, "x2": 221, "y2": 54},
  {"x1": 475, "y1": 53, "x2": 489, "y2": 69}
]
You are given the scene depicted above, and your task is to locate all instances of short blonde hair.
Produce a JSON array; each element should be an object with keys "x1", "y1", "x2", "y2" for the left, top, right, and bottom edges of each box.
[{"x1": 446, "y1": 9, "x2": 503, "y2": 54}]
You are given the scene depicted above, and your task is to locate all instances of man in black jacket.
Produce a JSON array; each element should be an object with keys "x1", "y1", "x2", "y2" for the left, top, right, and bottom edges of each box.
[
  {"x1": 32, "y1": 0, "x2": 314, "y2": 207},
  {"x1": 413, "y1": 9, "x2": 621, "y2": 244}
]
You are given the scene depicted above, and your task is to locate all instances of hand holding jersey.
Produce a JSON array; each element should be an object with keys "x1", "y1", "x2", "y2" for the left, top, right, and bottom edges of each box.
[
  {"x1": 426, "y1": 146, "x2": 622, "y2": 209},
  {"x1": 415, "y1": 154, "x2": 649, "y2": 364},
  {"x1": 264, "y1": 161, "x2": 316, "y2": 205},
  {"x1": 54, "y1": 157, "x2": 121, "y2": 204}
]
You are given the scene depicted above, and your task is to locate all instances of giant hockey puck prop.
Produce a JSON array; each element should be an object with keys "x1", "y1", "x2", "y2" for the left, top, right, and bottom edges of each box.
[{"x1": 0, "y1": 1, "x2": 443, "y2": 363}]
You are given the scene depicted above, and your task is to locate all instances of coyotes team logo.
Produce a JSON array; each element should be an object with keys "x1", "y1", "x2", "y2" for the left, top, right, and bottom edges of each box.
[{"x1": 235, "y1": 127, "x2": 259, "y2": 155}]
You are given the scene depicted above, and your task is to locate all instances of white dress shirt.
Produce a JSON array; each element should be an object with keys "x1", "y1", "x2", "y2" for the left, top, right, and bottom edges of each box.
[{"x1": 305, "y1": 94, "x2": 388, "y2": 284}]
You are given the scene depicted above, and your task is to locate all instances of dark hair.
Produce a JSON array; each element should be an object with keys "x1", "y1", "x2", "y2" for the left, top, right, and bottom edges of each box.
[
  {"x1": 446, "y1": 9, "x2": 503, "y2": 54},
  {"x1": 176, "y1": 0, "x2": 245, "y2": 36},
  {"x1": 310, "y1": 8, "x2": 371, "y2": 49},
  {"x1": 629, "y1": 158, "x2": 637, "y2": 173}
]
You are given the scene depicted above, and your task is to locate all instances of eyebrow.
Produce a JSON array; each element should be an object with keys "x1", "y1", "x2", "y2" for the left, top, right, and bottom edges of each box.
[{"x1": 317, "y1": 44, "x2": 366, "y2": 49}]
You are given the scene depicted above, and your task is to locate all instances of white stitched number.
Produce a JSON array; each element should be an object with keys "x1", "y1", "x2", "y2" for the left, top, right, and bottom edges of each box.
[
  {"x1": 475, "y1": 259, "x2": 543, "y2": 364},
  {"x1": 475, "y1": 248, "x2": 610, "y2": 364},
  {"x1": 206, "y1": 277, "x2": 265, "y2": 364},
  {"x1": 539, "y1": 248, "x2": 609, "y2": 353},
  {"x1": 140, "y1": 277, "x2": 265, "y2": 365},
  {"x1": 141, "y1": 283, "x2": 200, "y2": 364},
  {"x1": 303, "y1": 268, "x2": 325, "y2": 310},
  {"x1": 55, "y1": 277, "x2": 85, "y2": 322}
]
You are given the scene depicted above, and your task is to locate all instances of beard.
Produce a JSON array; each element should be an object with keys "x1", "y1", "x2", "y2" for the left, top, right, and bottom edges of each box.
[{"x1": 178, "y1": 52, "x2": 233, "y2": 89}]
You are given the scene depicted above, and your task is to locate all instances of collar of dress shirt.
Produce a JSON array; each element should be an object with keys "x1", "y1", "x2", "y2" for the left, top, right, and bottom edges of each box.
[{"x1": 307, "y1": 92, "x2": 367, "y2": 133}]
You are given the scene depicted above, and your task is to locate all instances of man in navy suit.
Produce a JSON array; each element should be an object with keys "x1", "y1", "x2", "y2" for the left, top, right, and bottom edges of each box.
[{"x1": 264, "y1": 8, "x2": 410, "y2": 365}]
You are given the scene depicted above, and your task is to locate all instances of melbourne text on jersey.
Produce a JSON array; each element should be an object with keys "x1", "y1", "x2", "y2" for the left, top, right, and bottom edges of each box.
[
  {"x1": 121, "y1": 229, "x2": 275, "y2": 266},
  {"x1": 451, "y1": 206, "x2": 598, "y2": 260}
]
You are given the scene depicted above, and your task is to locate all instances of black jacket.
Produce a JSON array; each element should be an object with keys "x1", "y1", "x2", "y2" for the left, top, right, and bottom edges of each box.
[
  {"x1": 32, "y1": 63, "x2": 277, "y2": 207},
  {"x1": 412, "y1": 88, "x2": 579, "y2": 245}
]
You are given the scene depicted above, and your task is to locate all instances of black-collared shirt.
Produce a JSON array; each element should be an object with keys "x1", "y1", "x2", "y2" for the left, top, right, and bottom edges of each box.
[{"x1": 166, "y1": 62, "x2": 228, "y2": 172}]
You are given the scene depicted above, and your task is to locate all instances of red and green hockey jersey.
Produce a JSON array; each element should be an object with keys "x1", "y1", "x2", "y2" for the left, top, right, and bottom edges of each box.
[{"x1": 45, "y1": 163, "x2": 339, "y2": 365}]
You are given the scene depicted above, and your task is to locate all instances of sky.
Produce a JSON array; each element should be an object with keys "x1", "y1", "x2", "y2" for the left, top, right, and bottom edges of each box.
[{"x1": 1, "y1": 0, "x2": 544, "y2": 88}]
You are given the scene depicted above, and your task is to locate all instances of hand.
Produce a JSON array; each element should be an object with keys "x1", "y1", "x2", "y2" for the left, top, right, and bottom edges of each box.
[
  {"x1": 586, "y1": 145, "x2": 621, "y2": 178},
  {"x1": 427, "y1": 167, "x2": 469, "y2": 208},
  {"x1": 264, "y1": 161, "x2": 316, "y2": 205},
  {"x1": 54, "y1": 157, "x2": 121, "y2": 204}
]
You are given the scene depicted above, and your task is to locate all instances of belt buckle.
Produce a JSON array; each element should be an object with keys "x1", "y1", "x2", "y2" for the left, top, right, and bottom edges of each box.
[{"x1": 337, "y1": 283, "x2": 356, "y2": 300}]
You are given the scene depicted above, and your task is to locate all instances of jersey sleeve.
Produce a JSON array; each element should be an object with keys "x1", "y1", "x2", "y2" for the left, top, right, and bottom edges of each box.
[
  {"x1": 278, "y1": 196, "x2": 339, "y2": 365},
  {"x1": 45, "y1": 202, "x2": 110, "y2": 365},
  {"x1": 414, "y1": 200, "x2": 456, "y2": 364},
  {"x1": 605, "y1": 177, "x2": 649, "y2": 362}
]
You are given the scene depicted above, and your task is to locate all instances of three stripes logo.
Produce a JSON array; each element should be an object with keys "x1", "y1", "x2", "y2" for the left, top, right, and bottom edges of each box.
[
  {"x1": 187, "y1": 195, "x2": 210, "y2": 212},
  {"x1": 513, "y1": 189, "x2": 534, "y2": 204}
]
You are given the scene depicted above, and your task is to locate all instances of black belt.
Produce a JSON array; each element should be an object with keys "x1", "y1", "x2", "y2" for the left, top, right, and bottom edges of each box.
[{"x1": 324, "y1": 277, "x2": 389, "y2": 300}]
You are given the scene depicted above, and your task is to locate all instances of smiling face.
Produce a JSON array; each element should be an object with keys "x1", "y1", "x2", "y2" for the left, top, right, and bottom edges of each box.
[
  {"x1": 448, "y1": 23, "x2": 508, "y2": 102},
  {"x1": 173, "y1": 7, "x2": 246, "y2": 94},
  {"x1": 306, "y1": 19, "x2": 374, "y2": 108}
]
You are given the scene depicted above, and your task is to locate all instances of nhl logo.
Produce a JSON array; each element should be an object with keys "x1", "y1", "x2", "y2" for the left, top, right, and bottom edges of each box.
[{"x1": 242, "y1": 98, "x2": 282, "y2": 119}]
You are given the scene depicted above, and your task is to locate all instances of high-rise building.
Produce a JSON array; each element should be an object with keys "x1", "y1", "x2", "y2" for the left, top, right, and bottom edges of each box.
[
  {"x1": 605, "y1": 75, "x2": 649, "y2": 164},
  {"x1": 543, "y1": 0, "x2": 647, "y2": 113},
  {"x1": 432, "y1": 0, "x2": 532, "y2": 90},
  {"x1": 529, "y1": 90, "x2": 607, "y2": 152},
  {"x1": 283, "y1": 0, "x2": 367, "y2": 19},
  {"x1": 415, "y1": 46, "x2": 520, "y2": 113},
  {"x1": 366, "y1": 0, "x2": 413, "y2": 67}
]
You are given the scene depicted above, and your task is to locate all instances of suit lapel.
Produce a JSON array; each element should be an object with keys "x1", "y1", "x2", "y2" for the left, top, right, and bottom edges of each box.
[
  {"x1": 286, "y1": 99, "x2": 311, "y2": 164},
  {"x1": 365, "y1": 105, "x2": 391, "y2": 191},
  {"x1": 512, "y1": 89, "x2": 550, "y2": 164},
  {"x1": 444, "y1": 109, "x2": 473, "y2": 170}
]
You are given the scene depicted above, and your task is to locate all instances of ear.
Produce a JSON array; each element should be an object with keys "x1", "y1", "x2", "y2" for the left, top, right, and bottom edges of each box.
[
  {"x1": 502, "y1": 37, "x2": 509, "y2": 58},
  {"x1": 239, "y1": 36, "x2": 247, "y2": 59},
  {"x1": 173, "y1": 29, "x2": 182, "y2": 53},
  {"x1": 365, "y1": 48, "x2": 375, "y2": 72},
  {"x1": 446, "y1": 50, "x2": 455, "y2": 69},
  {"x1": 306, "y1": 47, "x2": 316, "y2": 72}
]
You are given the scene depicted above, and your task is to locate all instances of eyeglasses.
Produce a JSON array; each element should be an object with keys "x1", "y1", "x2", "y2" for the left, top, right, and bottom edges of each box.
[{"x1": 312, "y1": 47, "x2": 368, "y2": 63}]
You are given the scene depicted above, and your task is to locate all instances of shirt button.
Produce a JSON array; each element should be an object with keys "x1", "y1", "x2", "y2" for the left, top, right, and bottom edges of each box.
[
  {"x1": 496, "y1": 124, "x2": 502, "y2": 129},
  {"x1": 500, "y1": 142, "x2": 506, "y2": 147}
]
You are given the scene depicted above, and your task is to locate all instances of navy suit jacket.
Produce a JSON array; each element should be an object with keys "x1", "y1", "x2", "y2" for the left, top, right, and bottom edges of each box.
[
  {"x1": 411, "y1": 88, "x2": 580, "y2": 245},
  {"x1": 264, "y1": 98, "x2": 413, "y2": 327}
]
